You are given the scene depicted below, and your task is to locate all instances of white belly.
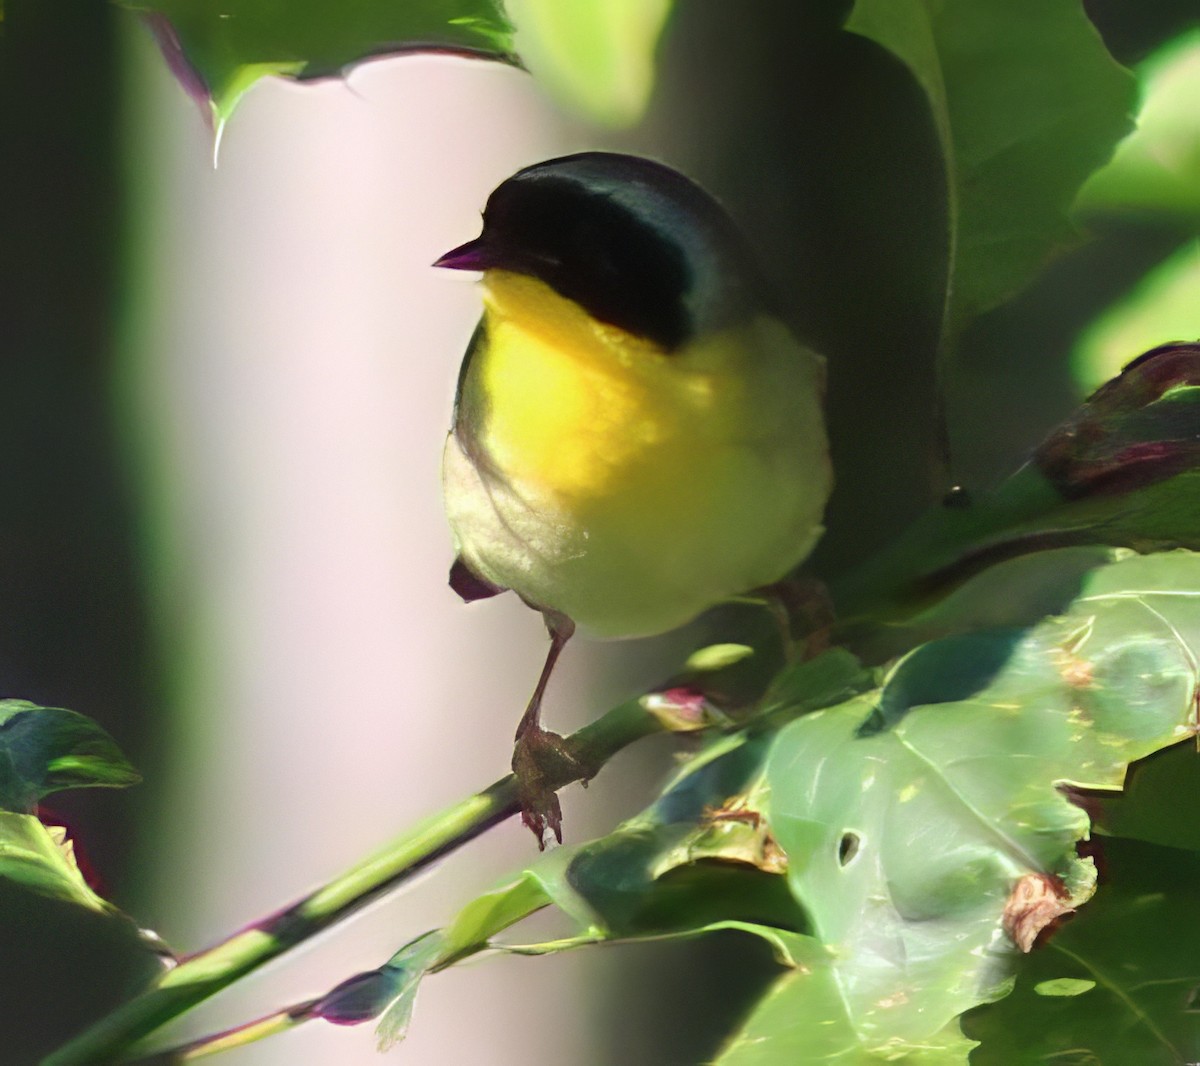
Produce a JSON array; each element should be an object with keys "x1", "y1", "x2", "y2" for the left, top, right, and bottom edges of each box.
[{"x1": 442, "y1": 307, "x2": 832, "y2": 638}]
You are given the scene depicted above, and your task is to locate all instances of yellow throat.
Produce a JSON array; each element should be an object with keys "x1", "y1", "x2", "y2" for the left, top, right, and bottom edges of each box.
[
  {"x1": 445, "y1": 267, "x2": 830, "y2": 637},
  {"x1": 470, "y1": 269, "x2": 722, "y2": 504}
]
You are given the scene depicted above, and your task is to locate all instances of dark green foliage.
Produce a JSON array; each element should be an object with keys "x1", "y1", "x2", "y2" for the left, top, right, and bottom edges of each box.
[
  {"x1": 0, "y1": 701, "x2": 139, "y2": 813},
  {"x1": 965, "y1": 834, "x2": 1200, "y2": 1064}
]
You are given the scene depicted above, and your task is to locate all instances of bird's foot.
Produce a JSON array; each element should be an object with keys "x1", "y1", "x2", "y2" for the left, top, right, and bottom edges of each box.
[
  {"x1": 512, "y1": 724, "x2": 583, "y2": 849},
  {"x1": 758, "y1": 576, "x2": 836, "y2": 662}
]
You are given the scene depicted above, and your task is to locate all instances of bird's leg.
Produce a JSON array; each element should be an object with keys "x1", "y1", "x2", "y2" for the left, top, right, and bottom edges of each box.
[
  {"x1": 755, "y1": 576, "x2": 835, "y2": 663},
  {"x1": 512, "y1": 611, "x2": 579, "y2": 848}
]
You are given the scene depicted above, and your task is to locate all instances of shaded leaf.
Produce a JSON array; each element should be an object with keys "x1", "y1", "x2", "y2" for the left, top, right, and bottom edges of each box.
[
  {"x1": 846, "y1": 0, "x2": 1136, "y2": 346},
  {"x1": 873, "y1": 545, "x2": 1124, "y2": 661},
  {"x1": 562, "y1": 815, "x2": 801, "y2": 940},
  {"x1": 834, "y1": 343, "x2": 1200, "y2": 620},
  {"x1": 965, "y1": 836, "x2": 1200, "y2": 1064},
  {"x1": 0, "y1": 700, "x2": 139, "y2": 813},
  {"x1": 0, "y1": 877, "x2": 171, "y2": 1062},
  {"x1": 1091, "y1": 739, "x2": 1200, "y2": 854}
]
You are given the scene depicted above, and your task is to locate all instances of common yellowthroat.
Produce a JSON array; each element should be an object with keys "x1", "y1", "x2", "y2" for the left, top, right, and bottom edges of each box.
[{"x1": 436, "y1": 152, "x2": 832, "y2": 844}]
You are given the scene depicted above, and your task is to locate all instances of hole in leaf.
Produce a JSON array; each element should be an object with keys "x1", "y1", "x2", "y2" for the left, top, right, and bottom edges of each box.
[{"x1": 838, "y1": 832, "x2": 861, "y2": 866}]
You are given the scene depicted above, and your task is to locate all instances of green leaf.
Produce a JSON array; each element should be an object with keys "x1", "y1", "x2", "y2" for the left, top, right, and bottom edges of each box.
[
  {"x1": 965, "y1": 836, "x2": 1200, "y2": 1064},
  {"x1": 0, "y1": 811, "x2": 113, "y2": 914},
  {"x1": 834, "y1": 343, "x2": 1200, "y2": 621},
  {"x1": 505, "y1": 0, "x2": 673, "y2": 126},
  {"x1": 314, "y1": 871, "x2": 559, "y2": 1050},
  {"x1": 1091, "y1": 740, "x2": 1200, "y2": 855},
  {"x1": 1077, "y1": 30, "x2": 1200, "y2": 230},
  {"x1": 308, "y1": 930, "x2": 445, "y2": 1046},
  {"x1": 447, "y1": 733, "x2": 803, "y2": 953},
  {"x1": 372, "y1": 932, "x2": 451, "y2": 1049},
  {"x1": 752, "y1": 549, "x2": 1200, "y2": 1060},
  {"x1": 121, "y1": 0, "x2": 674, "y2": 134},
  {"x1": 719, "y1": 960, "x2": 976, "y2": 1065},
  {"x1": 1073, "y1": 239, "x2": 1200, "y2": 391},
  {"x1": 120, "y1": 0, "x2": 517, "y2": 132},
  {"x1": 355, "y1": 653, "x2": 870, "y2": 1050},
  {"x1": 685, "y1": 643, "x2": 756, "y2": 673},
  {"x1": 0, "y1": 700, "x2": 140, "y2": 813},
  {"x1": 441, "y1": 859, "x2": 583, "y2": 950},
  {"x1": 0, "y1": 706, "x2": 141, "y2": 921},
  {"x1": 845, "y1": 0, "x2": 1136, "y2": 346}
]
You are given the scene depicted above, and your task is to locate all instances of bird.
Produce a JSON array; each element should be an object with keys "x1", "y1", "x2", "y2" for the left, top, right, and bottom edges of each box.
[{"x1": 435, "y1": 152, "x2": 832, "y2": 846}]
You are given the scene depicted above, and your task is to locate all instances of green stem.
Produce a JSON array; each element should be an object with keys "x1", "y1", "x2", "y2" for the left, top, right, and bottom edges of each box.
[
  {"x1": 43, "y1": 699, "x2": 661, "y2": 1066},
  {"x1": 134, "y1": 1006, "x2": 311, "y2": 1062}
]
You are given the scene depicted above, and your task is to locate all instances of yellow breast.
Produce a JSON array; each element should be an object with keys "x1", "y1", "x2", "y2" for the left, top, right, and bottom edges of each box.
[
  {"x1": 472, "y1": 271, "x2": 722, "y2": 503},
  {"x1": 446, "y1": 268, "x2": 831, "y2": 636}
]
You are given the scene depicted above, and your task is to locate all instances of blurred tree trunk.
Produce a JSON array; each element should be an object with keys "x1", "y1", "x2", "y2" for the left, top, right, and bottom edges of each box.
[{"x1": 0, "y1": 3, "x2": 160, "y2": 1061}]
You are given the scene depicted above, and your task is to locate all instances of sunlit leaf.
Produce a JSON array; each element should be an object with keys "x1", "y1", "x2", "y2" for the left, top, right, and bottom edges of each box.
[
  {"x1": 846, "y1": 0, "x2": 1136, "y2": 345},
  {"x1": 1073, "y1": 239, "x2": 1200, "y2": 390},
  {"x1": 1077, "y1": 30, "x2": 1200, "y2": 229},
  {"x1": 438, "y1": 858, "x2": 585, "y2": 955},
  {"x1": 0, "y1": 706, "x2": 143, "y2": 925},
  {"x1": 685, "y1": 644, "x2": 755, "y2": 673},
  {"x1": 743, "y1": 549, "x2": 1200, "y2": 1060},
  {"x1": 0, "y1": 812, "x2": 113, "y2": 914},
  {"x1": 371, "y1": 932, "x2": 449, "y2": 1049},
  {"x1": 505, "y1": 0, "x2": 672, "y2": 126},
  {"x1": 357, "y1": 654, "x2": 868, "y2": 1049},
  {"x1": 719, "y1": 959, "x2": 975, "y2": 1065}
]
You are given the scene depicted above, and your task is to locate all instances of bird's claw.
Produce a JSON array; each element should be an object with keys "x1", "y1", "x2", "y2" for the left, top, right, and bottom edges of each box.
[
  {"x1": 518, "y1": 791, "x2": 563, "y2": 850},
  {"x1": 512, "y1": 725, "x2": 581, "y2": 849}
]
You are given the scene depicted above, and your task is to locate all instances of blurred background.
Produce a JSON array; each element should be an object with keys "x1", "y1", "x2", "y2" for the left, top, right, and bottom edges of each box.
[{"x1": 1, "y1": 1, "x2": 1198, "y2": 1063}]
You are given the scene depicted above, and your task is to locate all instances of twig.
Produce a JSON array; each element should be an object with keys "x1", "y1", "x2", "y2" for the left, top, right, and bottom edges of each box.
[{"x1": 43, "y1": 698, "x2": 661, "y2": 1065}]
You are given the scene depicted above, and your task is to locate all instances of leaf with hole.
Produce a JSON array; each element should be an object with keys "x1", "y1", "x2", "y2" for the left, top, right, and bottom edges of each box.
[{"x1": 722, "y1": 549, "x2": 1200, "y2": 1061}]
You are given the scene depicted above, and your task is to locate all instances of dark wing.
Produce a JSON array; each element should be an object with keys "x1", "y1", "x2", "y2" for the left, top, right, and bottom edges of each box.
[{"x1": 449, "y1": 556, "x2": 507, "y2": 603}]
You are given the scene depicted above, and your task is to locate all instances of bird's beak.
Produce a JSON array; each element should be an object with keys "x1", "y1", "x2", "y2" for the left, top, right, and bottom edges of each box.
[{"x1": 433, "y1": 237, "x2": 490, "y2": 271}]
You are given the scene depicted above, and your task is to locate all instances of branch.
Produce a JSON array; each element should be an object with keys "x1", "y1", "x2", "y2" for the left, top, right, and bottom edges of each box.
[{"x1": 43, "y1": 698, "x2": 663, "y2": 1066}]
